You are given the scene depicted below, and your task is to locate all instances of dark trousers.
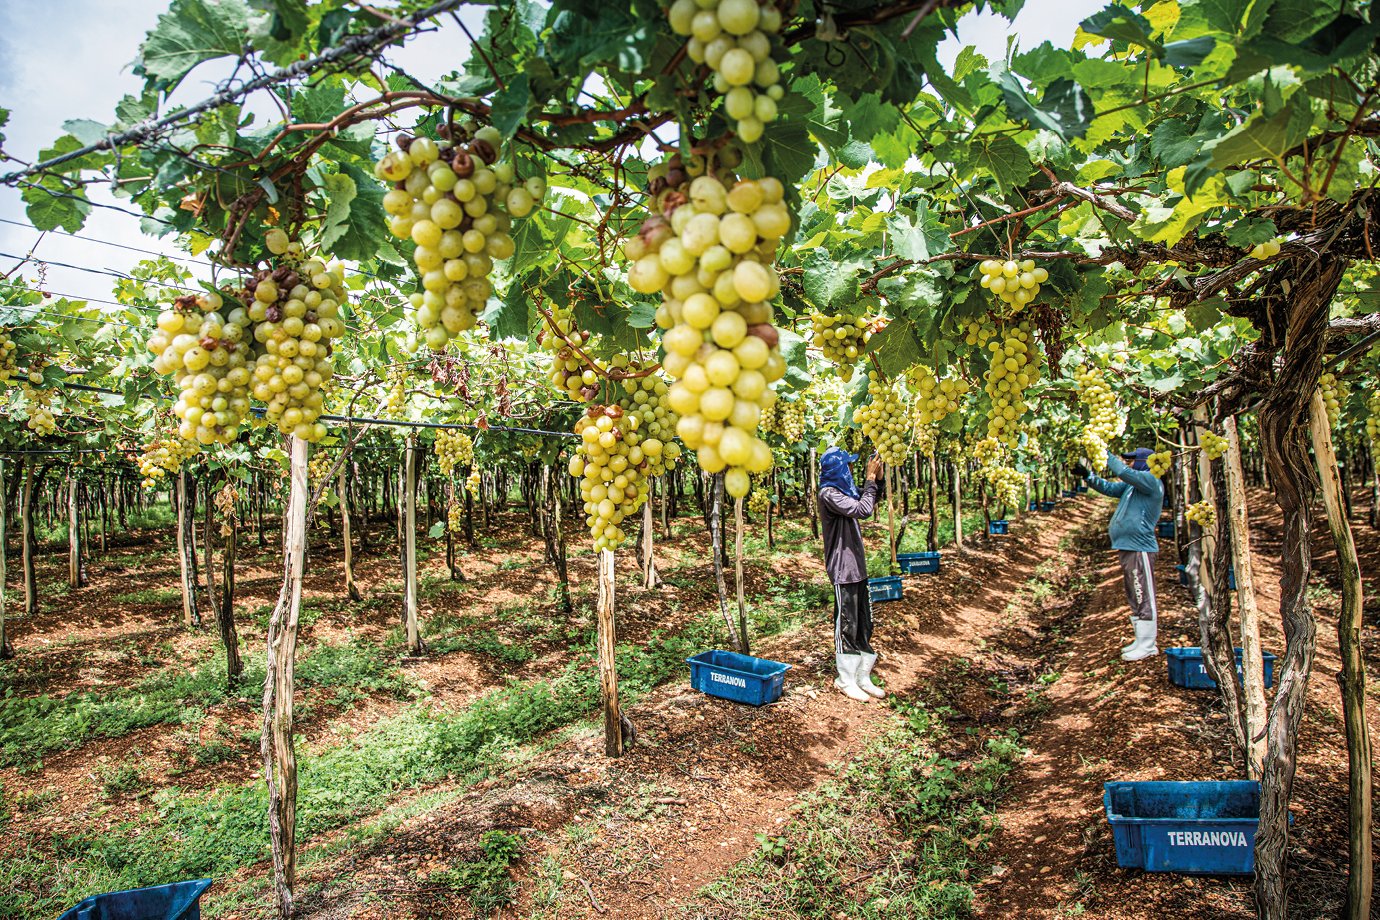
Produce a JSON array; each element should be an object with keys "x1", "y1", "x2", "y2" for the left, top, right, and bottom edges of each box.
[
  {"x1": 832, "y1": 581, "x2": 874, "y2": 655},
  {"x1": 1118, "y1": 550, "x2": 1158, "y2": 622}
]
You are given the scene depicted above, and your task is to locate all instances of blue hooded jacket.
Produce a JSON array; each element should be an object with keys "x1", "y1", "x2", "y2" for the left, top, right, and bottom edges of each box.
[
  {"x1": 819, "y1": 447, "x2": 860, "y2": 498},
  {"x1": 1084, "y1": 450, "x2": 1162, "y2": 552},
  {"x1": 817, "y1": 447, "x2": 879, "y2": 584}
]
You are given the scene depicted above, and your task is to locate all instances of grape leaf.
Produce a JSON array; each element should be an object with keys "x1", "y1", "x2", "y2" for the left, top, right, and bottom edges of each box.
[
  {"x1": 135, "y1": 0, "x2": 252, "y2": 89},
  {"x1": 1208, "y1": 94, "x2": 1314, "y2": 168},
  {"x1": 803, "y1": 249, "x2": 859, "y2": 311},
  {"x1": 1080, "y1": 4, "x2": 1160, "y2": 49},
  {"x1": 316, "y1": 172, "x2": 358, "y2": 255},
  {"x1": 998, "y1": 71, "x2": 1093, "y2": 141},
  {"x1": 22, "y1": 180, "x2": 90, "y2": 233},
  {"x1": 963, "y1": 135, "x2": 1036, "y2": 194},
  {"x1": 490, "y1": 73, "x2": 533, "y2": 140},
  {"x1": 887, "y1": 205, "x2": 951, "y2": 261}
]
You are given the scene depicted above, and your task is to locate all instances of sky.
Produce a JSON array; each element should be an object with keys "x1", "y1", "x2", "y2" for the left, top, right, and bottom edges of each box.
[{"x1": 0, "y1": 0, "x2": 1108, "y2": 306}]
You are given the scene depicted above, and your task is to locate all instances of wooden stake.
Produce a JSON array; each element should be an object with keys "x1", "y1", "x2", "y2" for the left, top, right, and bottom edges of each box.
[
  {"x1": 263, "y1": 435, "x2": 309, "y2": 919},
  {"x1": 0, "y1": 459, "x2": 9, "y2": 659},
  {"x1": 67, "y1": 471, "x2": 82, "y2": 588},
  {"x1": 1223, "y1": 415, "x2": 1267, "y2": 779},
  {"x1": 734, "y1": 495, "x2": 749, "y2": 656},
  {"x1": 952, "y1": 460, "x2": 964, "y2": 551},
  {"x1": 1309, "y1": 391, "x2": 1372, "y2": 920},
  {"x1": 596, "y1": 547, "x2": 622, "y2": 758},
  {"x1": 708, "y1": 473, "x2": 742, "y2": 651},
  {"x1": 885, "y1": 465, "x2": 897, "y2": 571},
  {"x1": 403, "y1": 434, "x2": 422, "y2": 655},
  {"x1": 340, "y1": 464, "x2": 361, "y2": 601},
  {"x1": 175, "y1": 471, "x2": 199, "y2": 628}
]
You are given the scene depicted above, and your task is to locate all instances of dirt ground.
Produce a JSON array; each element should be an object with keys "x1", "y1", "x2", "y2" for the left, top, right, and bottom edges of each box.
[{"x1": 4, "y1": 482, "x2": 1378, "y2": 920}]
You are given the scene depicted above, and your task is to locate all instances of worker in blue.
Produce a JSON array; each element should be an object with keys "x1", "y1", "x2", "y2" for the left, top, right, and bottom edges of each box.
[
  {"x1": 1072, "y1": 448, "x2": 1165, "y2": 661},
  {"x1": 817, "y1": 446, "x2": 885, "y2": 702}
]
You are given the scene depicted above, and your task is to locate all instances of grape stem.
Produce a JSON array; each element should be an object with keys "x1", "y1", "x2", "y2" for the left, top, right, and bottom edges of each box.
[{"x1": 535, "y1": 305, "x2": 661, "y2": 381}]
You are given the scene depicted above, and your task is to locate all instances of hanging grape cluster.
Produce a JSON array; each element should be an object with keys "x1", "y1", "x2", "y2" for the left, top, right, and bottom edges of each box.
[
  {"x1": 618, "y1": 374, "x2": 682, "y2": 477},
  {"x1": 975, "y1": 258, "x2": 1048, "y2": 313},
  {"x1": 0, "y1": 329, "x2": 18, "y2": 382},
  {"x1": 1147, "y1": 450, "x2": 1173, "y2": 478},
  {"x1": 1074, "y1": 365, "x2": 1121, "y2": 471},
  {"x1": 760, "y1": 397, "x2": 804, "y2": 443},
  {"x1": 21, "y1": 384, "x2": 56, "y2": 436},
  {"x1": 984, "y1": 464, "x2": 1025, "y2": 512},
  {"x1": 908, "y1": 365, "x2": 969, "y2": 425},
  {"x1": 978, "y1": 320, "x2": 1040, "y2": 447},
  {"x1": 435, "y1": 429, "x2": 475, "y2": 477},
  {"x1": 747, "y1": 475, "x2": 772, "y2": 516},
  {"x1": 1318, "y1": 371, "x2": 1342, "y2": 428},
  {"x1": 1200, "y1": 429, "x2": 1228, "y2": 461},
  {"x1": 1367, "y1": 390, "x2": 1380, "y2": 451},
  {"x1": 241, "y1": 241, "x2": 346, "y2": 443},
  {"x1": 809, "y1": 312, "x2": 870, "y2": 381},
  {"x1": 137, "y1": 433, "x2": 199, "y2": 488},
  {"x1": 147, "y1": 290, "x2": 252, "y2": 446},
  {"x1": 630, "y1": 154, "x2": 788, "y2": 499},
  {"x1": 540, "y1": 306, "x2": 601, "y2": 400},
  {"x1": 570, "y1": 404, "x2": 653, "y2": 551},
  {"x1": 853, "y1": 372, "x2": 910, "y2": 465},
  {"x1": 377, "y1": 124, "x2": 546, "y2": 349},
  {"x1": 668, "y1": 0, "x2": 785, "y2": 143},
  {"x1": 1186, "y1": 500, "x2": 1215, "y2": 529}
]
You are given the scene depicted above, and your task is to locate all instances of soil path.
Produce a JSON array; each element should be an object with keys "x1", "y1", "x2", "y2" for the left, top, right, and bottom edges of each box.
[
  {"x1": 288, "y1": 504, "x2": 1091, "y2": 919},
  {"x1": 979, "y1": 486, "x2": 1380, "y2": 919}
]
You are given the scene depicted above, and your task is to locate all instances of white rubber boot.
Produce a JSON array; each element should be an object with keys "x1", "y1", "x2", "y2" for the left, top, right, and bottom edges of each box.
[
  {"x1": 1121, "y1": 616, "x2": 1138, "y2": 654},
  {"x1": 1121, "y1": 618, "x2": 1158, "y2": 661},
  {"x1": 855, "y1": 652, "x2": 886, "y2": 699},
  {"x1": 834, "y1": 654, "x2": 872, "y2": 702}
]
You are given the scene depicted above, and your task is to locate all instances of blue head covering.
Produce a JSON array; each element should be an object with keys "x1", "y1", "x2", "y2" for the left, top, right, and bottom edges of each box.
[
  {"x1": 1122, "y1": 447, "x2": 1152, "y2": 472},
  {"x1": 819, "y1": 447, "x2": 860, "y2": 499}
]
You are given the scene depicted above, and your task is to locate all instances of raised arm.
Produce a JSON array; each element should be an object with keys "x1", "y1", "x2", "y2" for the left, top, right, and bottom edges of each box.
[
  {"x1": 1105, "y1": 452, "x2": 1161, "y2": 495},
  {"x1": 819, "y1": 478, "x2": 880, "y2": 519},
  {"x1": 1084, "y1": 467, "x2": 1129, "y2": 498}
]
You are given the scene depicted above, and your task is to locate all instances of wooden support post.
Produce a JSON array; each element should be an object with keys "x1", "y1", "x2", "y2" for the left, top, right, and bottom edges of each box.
[
  {"x1": 734, "y1": 496, "x2": 749, "y2": 656},
  {"x1": 596, "y1": 547, "x2": 623, "y2": 758},
  {"x1": 340, "y1": 465, "x2": 361, "y2": 601},
  {"x1": 640, "y1": 493, "x2": 660, "y2": 589},
  {"x1": 175, "y1": 471, "x2": 200, "y2": 628},
  {"x1": 21, "y1": 460, "x2": 37, "y2": 618},
  {"x1": 708, "y1": 473, "x2": 742, "y2": 651},
  {"x1": 0, "y1": 459, "x2": 9, "y2": 659},
  {"x1": 262, "y1": 435, "x2": 309, "y2": 919},
  {"x1": 1309, "y1": 391, "x2": 1372, "y2": 920},
  {"x1": 403, "y1": 434, "x2": 422, "y2": 656},
  {"x1": 1223, "y1": 415, "x2": 1267, "y2": 779},
  {"x1": 67, "y1": 471, "x2": 82, "y2": 588},
  {"x1": 926, "y1": 451, "x2": 939, "y2": 552},
  {"x1": 885, "y1": 465, "x2": 898, "y2": 571},
  {"x1": 952, "y1": 460, "x2": 964, "y2": 550},
  {"x1": 807, "y1": 447, "x2": 819, "y2": 539}
]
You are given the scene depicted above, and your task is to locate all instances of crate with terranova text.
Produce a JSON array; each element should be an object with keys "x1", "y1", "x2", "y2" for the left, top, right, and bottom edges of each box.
[
  {"x1": 686, "y1": 650, "x2": 790, "y2": 706},
  {"x1": 1157, "y1": 519, "x2": 1176, "y2": 538},
  {"x1": 896, "y1": 551, "x2": 941, "y2": 574},
  {"x1": 57, "y1": 879, "x2": 213, "y2": 920},
  {"x1": 868, "y1": 575, "x2": 904, "y2": 603},
  {"x1": 1165, "y1": 647, "x2": 1276, "y2": 691},
  {"x1": 988, "y1": 519, "x2": 1010, "y2": 535},
  {"x1": 1104, "y1": 781, "x2": 1263, "y2": 875}
]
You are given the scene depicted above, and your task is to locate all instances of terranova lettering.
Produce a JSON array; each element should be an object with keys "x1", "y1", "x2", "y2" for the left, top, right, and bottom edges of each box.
[
  {"x1": 1166, "y1": 830, "x2": 1249, "y2": 847},
  {"x1": 710, "y1": 671, "x2": 748, "y2": 689}
]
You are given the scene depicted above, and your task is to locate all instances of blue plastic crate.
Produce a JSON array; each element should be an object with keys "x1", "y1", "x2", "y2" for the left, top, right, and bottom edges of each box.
[
  {"x1": 686, "y1": 650, "x2": 790, "y2": 706},
  {"x1": 897, "y1": 551, "x2": 941, "y2": 574},
  {"x1": 868, "y1": 575, "x2": 903, "y2": 603},
  {"x1": 1157, "y1": 520, "x2": 1176, "y2": 538},
  {"x1": 1039, "y1": 500, "x2": 1056, "y2": 512},
  {"x1": 989, "y1": 519, "x2": 1010, "y2": 535},
  {"x1": 1176, "y1": 564, "x2": 1190, "y2": 586},
  {"x1": 1061, "y1": 489, "x2": 1075, "y2": 498},
  {"x1": 1027, "y1": 500, "x2": 1039, "y2": 511},
  {"x1": 57, "y1": 879, "x2": 213, "y2": 920},
  {"x1": 1076, "y1": 483, "x2": 1089, "y2": 493},
  {"x1": 1104, "y1": 781, "x2": 1261, "y2": 875},
  {"x1": 1165, "y1": 647, "x2": 1276, "y2": 690},
  {"x1": 1229, "y1": 568, "x2": 1237, "y2": 590}
]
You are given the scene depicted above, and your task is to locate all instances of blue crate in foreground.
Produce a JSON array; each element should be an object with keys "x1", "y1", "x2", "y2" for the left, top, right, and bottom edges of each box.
[
  {"x1": 1166, "y1": 647, "x2": 1276, "y2": 691},
  {"x1": 989, "y1": 519, "x2": 1010, "y2": 535},
  {"x1": 897, "y1": 551, "x2": 941, "y2": 574},
  {"x1": 686, "y1": 650, "x2": 790, "y2": 706},
  {"x1": 1104, "y1": 781, "x2": 1261, "y2": 875},
  {"x1": 1157, "y1": 520, "x2": 1176, "y2": 538},
  {"x1": 56, "y1": 879, "x2": 213, "y2": 920},
  {"x1": 868, "y1": 575, "x2": 903, "y2": 603}
]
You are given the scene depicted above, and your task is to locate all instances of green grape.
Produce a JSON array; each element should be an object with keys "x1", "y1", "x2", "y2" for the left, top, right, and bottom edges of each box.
[
  {"x1": 570, "y1": 404, "x2": 651, "y2": 551},
  {"x1": 980, "y1": 319, "x2": 1041, "y2": 447},
  {"x1": 1147, "y1": 450, "x2": 1173, "y2": 478},
  {"x1": 1187, "y1": 500, "x2": 1215, "y2": 528},
  {"x1": 975, "y1": 258, "x2": 1048, "y2": 314},
  {"x1": 668, "y1": 0, "x2": 785, "y2": 143},
  {"x1": 908, "y1": 364, "x2": 969, "y2": 425},
  {"x1": 1074, "y1": 364, "x2": 1121, "y2": 471},
  {"x1": 1319, "y1": 371, "x2": 1342, "y2": 428},
  {"x1": 1366, "y1": 390, "x2": 1380, "y2": 451},
  {"x1": 1200, "y1": 429, "x2": 1228, "y2": 461},
  {"x1": 147, "y1": 289, "x2": 252, "y2": 447},
  {"x1": 853, "y1": 372, "x2": 909, "y2": 466},
  {"x1": 0, "y1": 329, "x2": 18, "y2": 382},
  {"x1": 809, "y1": 312, "x2": 870, "y2": 381}
]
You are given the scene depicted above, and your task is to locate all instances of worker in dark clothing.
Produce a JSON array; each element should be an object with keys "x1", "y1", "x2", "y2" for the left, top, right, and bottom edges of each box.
[
  {"x1": 818, "y1": 447, "x2": 885, "y2": 702},
  {"x1": 1073, "y1": 447, "x2": 1164, "y2": 661}
]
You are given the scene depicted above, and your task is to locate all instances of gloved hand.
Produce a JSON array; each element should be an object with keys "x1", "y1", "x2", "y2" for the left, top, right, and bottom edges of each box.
[{"x1": 1071, "y1": 462, "x2": 1090, "y2": 479}]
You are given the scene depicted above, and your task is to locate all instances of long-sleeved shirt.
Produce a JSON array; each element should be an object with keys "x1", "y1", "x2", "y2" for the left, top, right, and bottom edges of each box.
[
  {"x1": 819, "y1": 478, "x2": 880, "y2": 585},
  {"x1": 1084, "y1": 451, "x2": 1162, "y2": 553}
]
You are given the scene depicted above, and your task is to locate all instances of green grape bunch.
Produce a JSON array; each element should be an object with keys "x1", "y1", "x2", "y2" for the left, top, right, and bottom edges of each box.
[
  {"x1": 760, "y1": 397, "x2": 804, "y2": 443},
  {"x1": 1200, "y1": 429, "x2": 1228, "y2": 461},
  {"x1": 138, "y1": 432, "x2": 199, "y2": 488},
  {"x1": 853, "y1": 372, "x2": 910, "y2": 465},
  {"x1": 1074, "y1": 365, "x2": 1122, "y2": 471},
  {"x1": 984, "y1": 464, "x2": 1024, "y2": 511},
  {"x1": 747, "y1": 474, "x2": 772, "y2": 516},
  {"x1": 1318, "y1": 371, "x2": 1343, "y2": 428},
  {"x1": 240, "y1": 241, "x2": 347, "y2": 443},
  {"x1": 148, "y1": 289, "x2": 253, "y2": 447},
  {"x1": 377, "y1": 123, "x2": 547, "y2": 350},
  {"x1": 629, "y1": 157, "x2": 789, "y2": 500},
  {"x1": 809, "y1": 312, "x2": 870, "y2": 381},
  {"x1": 975, "y1": 258, "x2": 1048, "y2": 313},
  {"x1": 570, "y1": 404, "x2": 653, "y2": 551},
  {"x1": 21, "y1": 383, "x2": 56, "y2": 436},
  {"x1": 980, "y1": 320, "x2": 1041, "y2": 447},
  {"x1": 1366, "y1": 389, "x2": 1380, "y2": 451},
  {"x1": 908, "y1": 365, "x2": 970, "y2": 425},
  {"x1": 618, "y1": 373, "x2": 683, "y2": 477},
  {"x1": 1186, "y1": 500, "x2": 1215, "y2": 529},
  {"x1": 540, "y1": 306, "x2": 603, "y2": 401},
  {"x1": 435, "y1": 429, "x2": 475, "y2": 478},
  {"x1": 0, "y1": 329, "x2": 19, "y2": 382},
  {"x1": 1147, "y1": 450, "x2": 1173, "y2": 478},
  {"x1": 667, "y1": 0, "x2": 785, "y2": 144}
]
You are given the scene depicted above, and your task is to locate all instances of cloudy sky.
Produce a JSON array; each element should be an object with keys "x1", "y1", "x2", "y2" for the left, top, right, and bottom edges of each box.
[{"x1": 0, "y1": 0, "x2": 1107, "y2": 305}]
